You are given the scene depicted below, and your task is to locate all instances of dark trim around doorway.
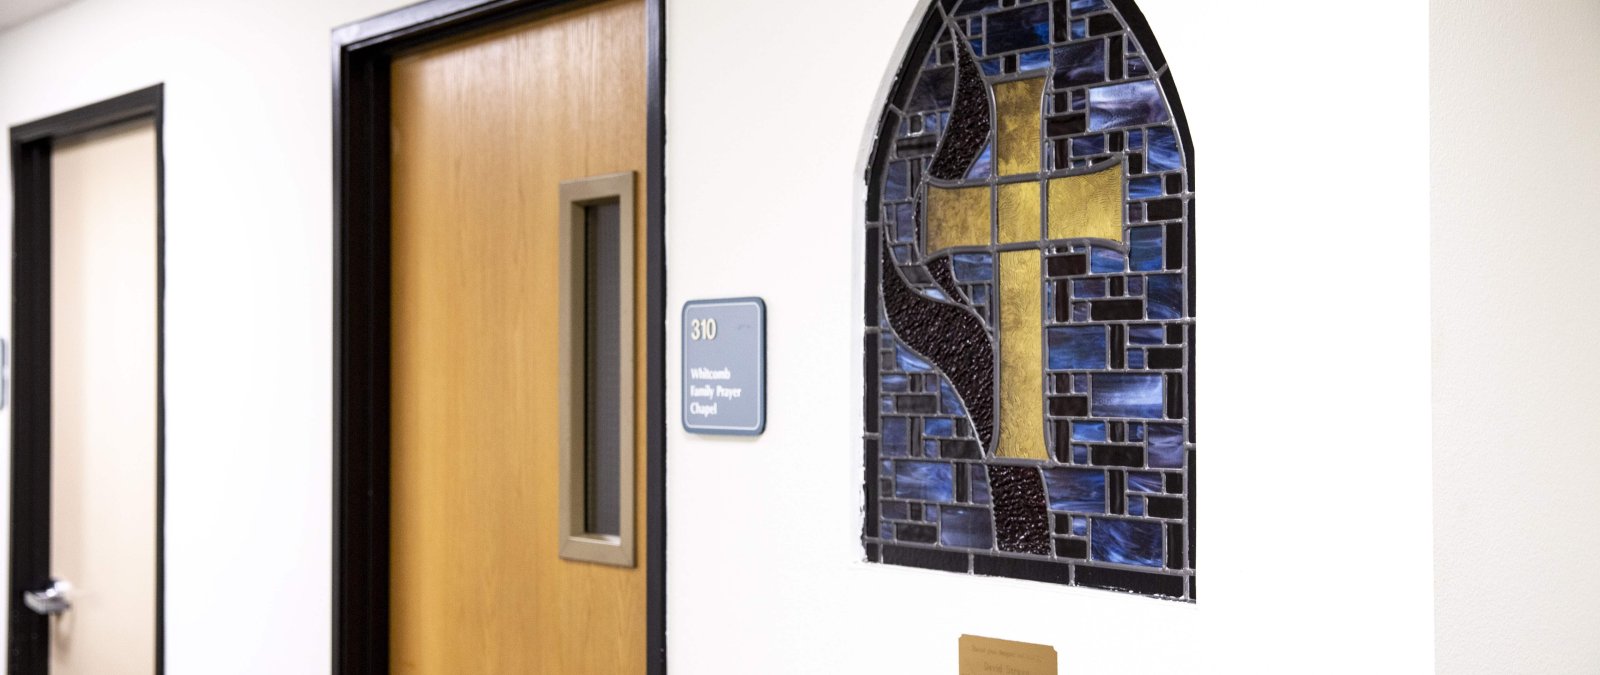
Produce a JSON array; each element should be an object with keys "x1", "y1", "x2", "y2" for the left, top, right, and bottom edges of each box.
[
  {"x1": 7, "y1": 84, "x2": 167, "y2": 675},
  {"x1": 330, "y1": 1, "x2": 667, "y2": 672}
]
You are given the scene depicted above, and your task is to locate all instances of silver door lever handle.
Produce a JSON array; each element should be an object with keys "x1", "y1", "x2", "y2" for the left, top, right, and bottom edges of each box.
[{"x1": 23, "y1": 579, "x2": 71, "y2": 616}]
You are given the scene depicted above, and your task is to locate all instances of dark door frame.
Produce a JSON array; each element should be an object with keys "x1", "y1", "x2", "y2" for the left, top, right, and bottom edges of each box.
[
  {"x1": 330, "y1": 1, "x2": 666, "y2": 672},
  {"x1": 7, "y1": 84, "x2": 167, "y2": 675}
]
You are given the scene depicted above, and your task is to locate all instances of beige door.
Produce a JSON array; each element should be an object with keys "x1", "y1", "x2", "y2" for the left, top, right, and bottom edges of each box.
[
  {"x1": 387, "y1": 0, "x2": 649, "y2": 672},
  {"x1": 47, "y1": 119, "x2": 159, "y2": 675}
]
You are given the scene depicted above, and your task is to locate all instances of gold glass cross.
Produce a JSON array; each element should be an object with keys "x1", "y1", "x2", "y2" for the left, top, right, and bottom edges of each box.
[{"x1": 922, "y1": 76, "x2": 1124, "y2": 460}]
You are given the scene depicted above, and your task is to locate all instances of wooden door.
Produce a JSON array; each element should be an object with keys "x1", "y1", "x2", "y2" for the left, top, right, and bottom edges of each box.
[
  {"x1": 387, "y1": 0, "x2": 648, "y2": 672},
  {"x1": 48, "y1": 120, "x2": 160, "y2": 675}
]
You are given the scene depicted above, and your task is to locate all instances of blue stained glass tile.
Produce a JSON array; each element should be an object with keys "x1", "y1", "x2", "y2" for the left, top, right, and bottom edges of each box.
[
  {"x1": 1129, "y1": 422, "x2": 1145, "y2": 442},
  {"x1": 1072, "y1": 278, "x2": 1107, "y2": 299},
  {"x1": 1128, "y1": 496, "x2": 1146, "y2": 516},
  {"x1": 924, "y1": 418, "x2": 955, "y2": 438},
  {"x1": 1127, "y1": 129, "x2": 1144, "y2": 149},
  {"x1": 881, "y1": 522, "x2": 895, "y2": 538},
  {"x1": 925, "y1": 112, "x2": 945, "y2": 135},
  {"x1": 1129, "y1": 176, "x2": 1164, "y2": 200},
  {"x1": 966, "y1": 142, "x2": 993, "y2": 180},
  {"x1": 939, "y1": 380, "x2": 969, "y2": 416},
  {"x1": 969, "y1": 17, "x2": 982, "y2": 34},
  {"x1": 1128, "y1": 276, "x2": 1145, "y2": 295},
  {"x1": 1129, "y1": 324, "x2": 1162, "y2": 345},
  {"x1": 1042, "y1": 468, "x2": 1107, "y2": 513},
  {"x1": 1071, "y1": 420, "x2": 1107, "y2": 442},
  {"x1": 984, "y1": 4, "x2": 1050, "y2": 54},
  {"x1": 897, "y1": 345, "x2": 933, "y2": 372},
  {"x1": 952, "y1": 253, "x2": 992, "y2": 282},
  {"x1": 1147, "y1": 274, "x2": 1183, "y2": 319},
  {"x1": 925, "y1": 505, "x2": 940, "y2": 522},
  {"x1": 1129, "y1": 226, "x2": 1163, "y2": 272},
  {"x1": 894, "y1": 204, "x2": 916, "y2": 243},
  {"x1": 924, "y1": 439, "x2": 941, "y2": 457},
  {"x1": 1019, "y1": 49, "x2": 1050, "y2": 72},
  {"x1": 1128, "y1": 56, "x2": 1150, "y2": 78},
  {"x1": 1128, "y1": 472, "x2": 1163, "y2": 492},
  {"x1": 1071, "y1": 515, "x2": 1088, "y2": 536},
  {"x1": 1071, "y1": 135, "x2": 1106, "y2": 157},
  {"x1": 940, "y1": 506, "x2": 994, "y2": 548},
  {"x1": 883, "y1": 417, "x2": 910, "y2": 456},
  {"x1": 1090, "y1": 373, "x2": 1164, "y2": 418},
  {"x1": 924, "y1": 287, "x2": 950, "y2": 302},
  {"x1": 960, "y1": 0, "x2": 1002, "y2": 14},
  {"x1": 1091, "y1": 247, "x2": 1126, "y2": 274},
  {"x1": 1147, "y1": 127, "x2": 1181, "y2": 172},
  {"x1": 886, "y1": 161, "x2": 909, "y2": 201},
  {"x1": 981, "y1": 58, "x2": 1003, "y2": 76},
  {"x1": 1072, "y1": 444, "x2": 1090, "y2": 464},
  {"x1": 1072, "y1": 374, "x2": 1090, "y2": 392},
  {"x1": 909, "y1": 66, "x2": 956, "y2": 112},
  {"x1": 1091, "y1": 518, "x2": 1164, "y2": 567},
  {"x1": 972, "y1": 285, "x2": 991, "y2": 305},
  {"x1": 1070, "y1": 0, "x2": 1106, "y2": 12},
  {"x1": 880, "y1": 396, "x2": 894, "y2": 413},
  {"x1": 881, "y1": 374, "x2": 910, "y2": 393},
  {"x1": 882, "y1": 500, "x2": 909, "y2": 520},
  {"x1": 1070, "y1": 18, "x2": 1087, "y2": 39},
  {"x1": 1053, "y1": 40, "x2": 1105, "y2": 88},
  {"x1": 892, "y1": 245, "x2": 913, "y2": 264},
  {"x1": 1048, "y1": 326, "x2": 1108, "y2": 370},
  {"x1": 970, "y1": 38, "x2": 984, "y2": 55},
  {"x1": 1127, "y1": 350, "x2": 1145, "y2": 368},
  {"x1": 894, "y1": 461, "x2": 955, "y2": 503},
  {"x1": 1147, "y1": 422, "x2": 1184, "y2": 468},
  {"x1": 1087, "y1": 81, "x2": 1171, "y2": 132},
  {"x1": 971, "y1": 466, "x2": 992, "y2": 505}
]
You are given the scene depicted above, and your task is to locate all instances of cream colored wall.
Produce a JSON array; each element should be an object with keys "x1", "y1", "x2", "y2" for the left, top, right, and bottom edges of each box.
[
  {"x1": 1432, "y1": 0, "x2": 1600, "y2": 671},
  {"x1": 49, "y1": 119, "x2": 159, "y2": 675}
]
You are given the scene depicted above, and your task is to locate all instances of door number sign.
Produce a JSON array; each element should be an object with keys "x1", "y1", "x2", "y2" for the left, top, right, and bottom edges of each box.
[{"x1": 681, "y1": 298, "x2": 765, "y2": 435}]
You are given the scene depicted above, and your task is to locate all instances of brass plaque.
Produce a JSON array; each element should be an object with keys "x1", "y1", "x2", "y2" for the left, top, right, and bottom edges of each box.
[{"x1": 958, "y1": 635, "x2": 1057, "y2": 675}]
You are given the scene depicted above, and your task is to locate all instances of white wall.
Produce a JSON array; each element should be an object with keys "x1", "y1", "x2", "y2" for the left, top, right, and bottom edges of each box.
[
  {"x1": 0, "y1": 0, "x2": 397, "y2": 671},
  {"x1": 0, "y1": 0, "x2": 1452, "y2": 672},
  {"x1": 1432, "y1": 0, "x2": 1600, "y2": 672},
  {"x1": 667, "y1": 0, "x2": 1433, "y2": 672}
]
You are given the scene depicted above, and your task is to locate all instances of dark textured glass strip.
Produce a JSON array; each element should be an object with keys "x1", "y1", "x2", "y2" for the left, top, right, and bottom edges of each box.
[
  {"x1": 987, "y1": 465, "x2": 1052, "y2": 555},
  {"x1": 1166, "y1": 372, "x2": 1183, "y2": 419},
  {"x1": 881, "y1": 239, "x2": 996, "y2": 450},
  {"x1": 928, "y1": 45, "x2": 993, "y2": 180},
  {"x1": 863, "y1": 438, "x2": 880, "y2": 540},
  {"x1": 865, "y1": 227, "x2": 881, "y2": 324},
  {"x1": 1107, "y1": 470, "x2": 1126, "y2": 514},
  {"x1": 1074, "y1": 564, "x2": 1187, "y2": 599},
  {"x1": 1187, "y1": 448, "x2": 1196, "y2": 569},
  {"x1": 974, "y1": 554, "x2": 1073, "y2": 584},
  {"x1": 882, "y1": 544, "x2": 970, "y2": 573},
  {"x1": 864, "y1": 334, "x2": 879, "y2": 432},
  {"x1": 865, "y1": 542, "x2": 881, "y2": 563},
  {"x1": 1166, "y1": 522, "x2": 1184, "y2": 570},
  {"x1": 928, "y1": 256, "x2": 966, "y2": 306}
]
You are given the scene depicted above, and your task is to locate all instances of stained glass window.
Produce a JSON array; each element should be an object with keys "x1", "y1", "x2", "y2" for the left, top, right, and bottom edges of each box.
[{"x1": 863, "y1": 0, "x2": 1194, "y2": 601}]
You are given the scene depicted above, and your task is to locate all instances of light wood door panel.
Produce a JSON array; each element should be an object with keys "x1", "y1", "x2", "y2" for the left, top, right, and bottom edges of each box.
[
  {"x1": 388, "y1": 1, "x2": 647, "y2": 672},
  {"x1": 49, "y1": 120, "x2": 159, "y2": 675}
]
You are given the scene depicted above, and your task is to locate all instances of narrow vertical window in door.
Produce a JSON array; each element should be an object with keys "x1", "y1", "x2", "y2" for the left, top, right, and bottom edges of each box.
[
  {"x1": 49, "y1": 120, "x2": 159, "y2": 675},
  {"x1": 388, "y1": 1, "x2": 648, "y2": 672}
]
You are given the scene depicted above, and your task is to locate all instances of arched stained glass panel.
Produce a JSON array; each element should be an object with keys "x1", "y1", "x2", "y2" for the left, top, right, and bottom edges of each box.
[{"x1": 863, "y1": 0, "x2": 1195, "y2": 601}]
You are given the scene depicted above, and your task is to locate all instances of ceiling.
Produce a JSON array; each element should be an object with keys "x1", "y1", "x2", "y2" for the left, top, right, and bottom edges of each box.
[{"x1": 0, "y1": 0, "x2": 77, "y2": 33}]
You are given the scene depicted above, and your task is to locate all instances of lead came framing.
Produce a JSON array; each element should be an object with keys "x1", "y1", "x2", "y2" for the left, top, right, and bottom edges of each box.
[{"x1": 862, "y1": 0, "x2": 1195, "y2": 601}]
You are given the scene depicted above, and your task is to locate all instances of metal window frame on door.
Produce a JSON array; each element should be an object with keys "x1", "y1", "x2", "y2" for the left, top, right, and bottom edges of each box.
[
  {"x1": 7, "y1": 84, "x2": 168, "y2": 675},
  {"x1": 330, "y1": 2, "x2": 668, "y2": 673}
]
